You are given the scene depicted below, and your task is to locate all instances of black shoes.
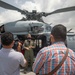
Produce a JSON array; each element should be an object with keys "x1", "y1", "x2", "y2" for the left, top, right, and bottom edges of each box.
[{"x1": 23, "y1": 70, "x2": 27, "y2": 74}]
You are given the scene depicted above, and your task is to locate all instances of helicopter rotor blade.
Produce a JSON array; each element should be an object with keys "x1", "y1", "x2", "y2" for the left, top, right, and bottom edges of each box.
[
  {"x1": 45, "y1": 6, "x2": 75, "y2": 17},
  {"x1": 0, "y1": 0, "x2": 24, "y2": 13}
]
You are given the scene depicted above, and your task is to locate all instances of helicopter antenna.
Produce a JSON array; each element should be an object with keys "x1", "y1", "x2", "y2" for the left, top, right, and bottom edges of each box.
[{"x1": 67, "y1": 28, "x2": 72, "y2": 33}]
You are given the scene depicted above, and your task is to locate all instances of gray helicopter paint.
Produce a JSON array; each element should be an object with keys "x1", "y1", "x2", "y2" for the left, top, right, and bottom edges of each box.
[
  {"x1": 4, "y1": 20, "x2": 46, "y2": 33},
  {"x1": 4, "y1": 21, "x2": 30, "y2": 33},
  {"x1": 67, "y1": 32, "x2": 75, "y2": 51}
]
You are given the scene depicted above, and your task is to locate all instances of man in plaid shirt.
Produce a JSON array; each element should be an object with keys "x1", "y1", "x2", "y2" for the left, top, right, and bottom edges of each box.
[{"x1": 32, "y1": 24, "x2": 75, "y2": 75}]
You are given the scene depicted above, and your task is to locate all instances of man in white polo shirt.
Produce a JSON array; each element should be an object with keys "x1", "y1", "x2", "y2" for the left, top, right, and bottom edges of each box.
[{"x1": 0, "y1": 32, "x2": 27, "y2": 75}]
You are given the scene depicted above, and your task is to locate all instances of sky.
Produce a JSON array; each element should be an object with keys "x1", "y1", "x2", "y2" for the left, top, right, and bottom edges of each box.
[{"x1": 0, "y1": 0, "x2": 75, "y2": 32}]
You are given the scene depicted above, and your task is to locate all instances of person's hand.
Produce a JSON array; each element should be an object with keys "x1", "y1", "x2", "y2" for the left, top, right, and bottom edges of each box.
[
  {"x1": 26, "y1": 47, "x2": 30, "y2": 50},
  {"x1": 29, "y1": 46, "x2": 35, "y2": 48},
  {"x1": 29, "y1": 46, "x2": 32, "y2": 48}
]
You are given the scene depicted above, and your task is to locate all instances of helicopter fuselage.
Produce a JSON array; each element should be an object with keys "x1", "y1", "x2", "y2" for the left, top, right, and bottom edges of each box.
[{"x1": 2, "y1": 20, "x2": 75, "y2": 53}]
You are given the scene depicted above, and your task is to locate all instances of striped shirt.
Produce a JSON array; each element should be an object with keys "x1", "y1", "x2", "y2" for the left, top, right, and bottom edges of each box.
[{"x1": 32, "y1": 42, "x2": 75, "y2": 75}]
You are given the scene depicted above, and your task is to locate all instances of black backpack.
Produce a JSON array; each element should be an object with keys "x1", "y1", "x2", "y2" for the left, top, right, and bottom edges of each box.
[{"x1": 13, "y1": 41, "x2": 19, "y2": 51}]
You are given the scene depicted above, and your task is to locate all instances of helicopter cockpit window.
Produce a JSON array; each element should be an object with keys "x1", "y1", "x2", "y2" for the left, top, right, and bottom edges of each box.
[{"x1": 31, "y1": 26, "x2": 44, "y2": 33}]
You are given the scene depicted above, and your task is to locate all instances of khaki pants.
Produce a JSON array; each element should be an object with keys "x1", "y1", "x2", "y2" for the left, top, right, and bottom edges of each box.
[{"x1": 24, "y1": 49, "x2": 34, "y2": 70}]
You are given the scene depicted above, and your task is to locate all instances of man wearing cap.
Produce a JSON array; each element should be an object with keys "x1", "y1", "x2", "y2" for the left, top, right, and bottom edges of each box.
[{"x1": 23, "y1": 34, "x2": 35, "y2": 73}]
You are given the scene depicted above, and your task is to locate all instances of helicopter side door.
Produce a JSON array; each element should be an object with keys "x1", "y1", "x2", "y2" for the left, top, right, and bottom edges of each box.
[{"x1": 32, "y1": 35, "x2": 47, "y2": 56}]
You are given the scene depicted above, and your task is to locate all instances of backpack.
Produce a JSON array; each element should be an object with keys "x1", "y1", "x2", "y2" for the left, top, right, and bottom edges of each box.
[{"x1": 13, "y1": 41, "x2": 19, "y2": 51}]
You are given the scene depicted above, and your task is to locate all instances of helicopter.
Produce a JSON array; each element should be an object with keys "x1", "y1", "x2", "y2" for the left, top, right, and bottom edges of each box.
[{"x1": 0, "y1": 0, "x2": 75, "y2": 55}]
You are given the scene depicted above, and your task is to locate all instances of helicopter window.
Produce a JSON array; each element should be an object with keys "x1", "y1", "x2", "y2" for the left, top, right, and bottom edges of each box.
[
  {"x1": 14, "y1": 35, "x2": 18, "y2": 40},
  {"x1": 46, "y1": 26, "x2": 51, "y2": 32},
  {"x1": 68, "y1": 36, "x2": 74, "y2": 41},
  {"x1": 31, "y1": 26, "x2": 44, "y2": 33}
]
